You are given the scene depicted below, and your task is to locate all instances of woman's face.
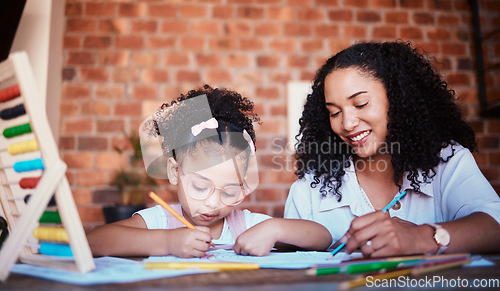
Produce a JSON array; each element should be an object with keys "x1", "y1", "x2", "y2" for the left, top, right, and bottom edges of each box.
[{"x1": 324, "y1": 67, "x2": 389, "y2": 159}]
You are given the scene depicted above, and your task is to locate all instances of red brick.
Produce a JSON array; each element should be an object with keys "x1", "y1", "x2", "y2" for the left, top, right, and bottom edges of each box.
[
  {"x1": 344, "y1": 0, "x2": 368, "y2": 7},
  {"x1": 213, "y1": 6, "x2": 234, "y2": 18},
  {"x1": 413, "y1": 12, "x2": 434, "y2": 25},
  {"x1": 98, "y1": 52, "x2": 129, "y2": 66},
  {"x1": 72, "y1": 189, "x2": 92, "y2": 205},
  {"x1": 400, "y1": 0, "x2": 424, "y2": 8},
  {"x1": 62, "y1": 84, "x2": 91, "y2": 99},
  {"x1": 112, "y1": 68, "x2": 140, "y2": 83},
  {"x1": 209, "y1": 37, "x2": 238, "y2": 50},
  {"x1": 59, "y1": 136, "x2": 76, "y2": 150},
  {"x1": 76, "y1": 171, "x2": 109, "y2": 187},
  {"x1": 490, "y1": 152, "x2": 500, "y2": 165},
  {"x1": 63, "y1": 152, "x2": 94, "y2": 169},
  {"x1": 284, "y1": 23, "x2": 311, "y2": 36},
  {"x1": 115, "y1": 102, "x2": 143, "y2": 116},
  {"x1": 400, "y1": 27, "x2": 423, "y2": 39},
  {"x1": 316, "y1": 0, "x2": 339, "y2": 5},
  {"x1": 342, "y1": 25, "x2": 367, "y2": 38},
  {"x1": 65, "y1": 3, "x2": 82, "y2": 16},
  {"x1": 98, "y1": 19, "x2": 127, "y2": 34},
  {"x1": 180, "y1": 37, "x2": 206, "y2": 51},
  {"x1": 369, "y1": 0, "x2": 396, "y2": 8},
  {"x1": 131, "y1": 20, "x2": 158, "y2": 34},
  {"x1": 206, "y1": 69, "x2": 233, "y2": 83},
  {"x1": 224, "y1": 21, "x2": 252, "y2": 36},
  {"x1": 116, "y1": 36, "x2": 144, "y2": 50},
  {"x1": 148, "y1": 4, "x2": 177, "y2": 18},
  {"x1": 385, "y1": 11, "x2": 408, "y2": 24},
  {"x1": 164, "y1": 52, "x2": 190, "y2": 66},
  {"x1": 372, "y1": 26, "x2": 397, "y2": 38},
  {"x1": 255, "y1": 23, "x2": 282, "y2": 36},
  {"x1": 64, "y1": 36, "x2": 80, "y2": 49},
  {"x1": 413, "y1": 41, "x2": 439, "y2": 55},
  {"x1": 267, "y1": 71, "x2": 292, "y2": 83},
  {"x1": 301, "y1": 40, "x2": 323, "y2": 52},
  {"x1": 237, "y1": 7, "x2": 265, "y2": 19},
  {"x1": 67, "y1": 52, "x2": 95, "y2": 65},
  {"x1": 96, "y1": 119, "x2": 125, "y2": 133},
  {"x1": 95, "y1": 85, "x2": 124, "y2": 100},
  {"x1": 62, "y1": 118, "x2": 93, "y2": 134},
  {"x1": 85, "y1": 3, "x2": 115, "y2": 17},
  {"x1": 441, "y1": 43, "x2": 467, "y2": 56},
  {"x1": 176, "y1": 70, "x2": 201, "y2": 82},
  {"x1": 477, "y1": 136, "x2": 500, "y2": 149},
  {"x1": 270, "y1": 39, "x2": 296, "y2": 52},
  {"x1": 328, "y1": 9, "x2": 353, "y2": 22},
  {"x1": 131, "y1": 52, "x2": 160, "y2": 66},
  {"x1": 357, "y1": 11, "x2": 381, "y2": 23},
  {"x1": 314, "y1": 24, "x2": 339, "y2": 37},
  {"x1": 118, "y1": 3, "x2": 146, "y2": 17},
  {"x1": 60, "y1": 100, "x2": 79, "y2": 116},
  {"x1": 79, "y1": 206, "x2": 105, "y2": 223},
  {"x1": 438, "y1": 15, "x2": 461, "y2": 26},
  {"x1": 83, "y1": 36, "x2": 112, "y2": 49},
  {"x1": 239, "y1": 38, "x2": 265, "y2": 51},
  {"x1": 78, "y1": 136, "x2": 108, "y2": 151},
  {"x1": 180, "y1": 5, "x2": 208, "y2": 18},
  {"x1": 131, "y1": 85, "x2": 158, "y2": 100},
  {"x1": 297, "y1": 8, "x2": 324, "y2": 21},
  {"x1": 236, "y1": 71, "x2": 263, "y2": 84},
  {"x1": 472, "y1": 152, "x2": 488, "y2": 166},
  {"x1": 257, "y1": 55, "x2": 281, "y2": 67},
  {"x1": 81, "y1": 101, "x2": 111, "y2": 116},
  {"x1": 146, "y1": 37, "x2": 176, "y2": 49},
  {"x1": 488, "y1": 120, "x2": 500, "y2": 134},
  {"x1": 268, "y1": 7, "x2": 295, "y2": 21},
  {"x1": 256, "y1": 87, "x2": 280, "y2": 100},
  {"x1": 265, "y1": 168, "x2": 295, "y2": 184},
  {"x1": 427, "y1": 0, "x2": 452, "y2": 10},
  {"x1": 192, "y1": 21, "x2": 222, "y2": 35},
  {"x1": 142, "y1": 69, "x2": 169, "y2": 83},
  {"x1": 226, "y1": 54, "x2": 250, "y2": 67},
  {"x1": 66, "y1": 19, "x2": 95, "y2": 33},
  {"x1": 300, "y1": 70, "x2": 316, "y2": 81},
  {"x1": 79, "y1": 68, "x2": 107, "y2": 82},
  {"x1": 427, "y1": 28, "x2": 451, "y2": 40},
  {"x1": 195, "y1": 53, "x2": 222, "y2": 66},
  {"x1": 287, "y1": 55, "x2": 310, "y2": 68},
  {"x1": 96, "y1": 152, "x2": 127, "y2": 171}
]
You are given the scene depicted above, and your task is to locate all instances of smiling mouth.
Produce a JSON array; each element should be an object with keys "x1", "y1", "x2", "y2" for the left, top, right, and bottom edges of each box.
[{"x1": 348, "y1": 130, "x2": 371, "y2": 142}]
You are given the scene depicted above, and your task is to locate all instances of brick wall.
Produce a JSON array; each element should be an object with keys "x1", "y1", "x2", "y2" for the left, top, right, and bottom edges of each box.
[{"x1": 61, "y1": 0, "x2": 500, "y2": 230}]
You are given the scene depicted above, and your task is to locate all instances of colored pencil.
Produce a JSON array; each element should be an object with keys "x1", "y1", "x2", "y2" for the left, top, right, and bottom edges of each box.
[
  {"x1": 148, "y1": 191, "x2": 214, "y2": 245},
  {"x1": 144, "y1": 261, "x2": 260, "y2": 271},
  {"x1": 411, "y1": 257, "x2": 471, "y2": 276},
  {"x1": 330, "y1": 191, "x2": 407, "y2": 258}
]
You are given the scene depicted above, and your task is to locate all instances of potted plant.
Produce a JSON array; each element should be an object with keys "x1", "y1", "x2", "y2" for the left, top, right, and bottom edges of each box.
[{"x1": 103, "y1": 132, "x2": 158, "y2": 223}]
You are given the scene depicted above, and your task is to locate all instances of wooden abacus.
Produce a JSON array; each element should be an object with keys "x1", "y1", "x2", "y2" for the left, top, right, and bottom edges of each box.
[{"x1": 0, "y1": 52, "x2": 95, "y2": 281}]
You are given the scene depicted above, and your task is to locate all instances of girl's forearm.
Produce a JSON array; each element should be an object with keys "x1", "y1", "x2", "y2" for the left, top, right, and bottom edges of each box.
[
  {"x1": 272, "y1": 218, "x2": 332, "y2": 251},
  {"x1": 87, "y1": 225, "x2": 170, "y2": 257}
]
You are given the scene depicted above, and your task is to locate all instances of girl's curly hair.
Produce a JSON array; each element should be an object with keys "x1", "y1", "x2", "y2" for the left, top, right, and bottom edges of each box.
[{"x1": 295, "y1": 41, "x2": 477, "y2": 201}]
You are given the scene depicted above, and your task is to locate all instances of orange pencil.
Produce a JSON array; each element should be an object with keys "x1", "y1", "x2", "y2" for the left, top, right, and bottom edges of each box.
[{"x1": 148, "y1": 191, "x2": 214, "y2": 245}]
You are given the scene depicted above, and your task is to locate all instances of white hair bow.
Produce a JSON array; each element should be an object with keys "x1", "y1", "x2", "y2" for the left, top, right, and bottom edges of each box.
[
  {"x1": 242, "y1": 130, "x2": 256, "y2": 156},
  {"x1": 191, "y1": 117, "x2": 219, "y2": 136}
]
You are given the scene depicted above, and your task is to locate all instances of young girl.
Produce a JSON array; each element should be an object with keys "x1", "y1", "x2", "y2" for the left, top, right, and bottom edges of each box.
[
  {"x1": 285, "y1": 41, "x2": 500, "y2": 257},
  {"x1": 88, "y1": 85, "x2": 332, "y2": 258}
]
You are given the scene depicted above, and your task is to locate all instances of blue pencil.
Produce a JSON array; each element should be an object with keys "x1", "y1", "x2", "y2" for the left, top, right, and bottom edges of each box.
[{"x1": 330, "y1": 191, "x2": 407, "y2": 258}]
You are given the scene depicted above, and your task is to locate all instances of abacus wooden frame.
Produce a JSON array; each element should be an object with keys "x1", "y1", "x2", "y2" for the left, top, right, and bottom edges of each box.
[{"x1": 0, "y1": 52, "x2": 95, "y2": 281}]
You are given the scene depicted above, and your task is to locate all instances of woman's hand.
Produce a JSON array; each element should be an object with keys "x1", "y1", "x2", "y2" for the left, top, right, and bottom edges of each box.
[
  {"x1": 344, "y1": 211, "x2": 436, "y2": 257},
  {"x1": 166, "y1": 226, "x2": 212, "y2": 258},
  {"x1": 233, "y1": 220, "x2": 277, "y2": 256}
]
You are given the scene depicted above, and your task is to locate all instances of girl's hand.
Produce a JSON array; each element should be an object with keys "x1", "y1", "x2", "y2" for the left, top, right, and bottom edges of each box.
[
  {"x1": 233, "y1": 220, "x2": 277, "y2": 256},
  {"x1": 344, "y1": 211, "x2": 436, "y2": 257},
  {"x1": 166, "y1": 226, "x2": 212, "y2": 258}
]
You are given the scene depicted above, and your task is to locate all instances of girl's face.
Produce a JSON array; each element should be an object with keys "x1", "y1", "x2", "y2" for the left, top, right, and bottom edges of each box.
[
  {"x1": 324, "y1": 67, "x2": 389, "y2": 159},
  {"x1": 172, "y1": 150, "x2": 248, "y2": 227}
]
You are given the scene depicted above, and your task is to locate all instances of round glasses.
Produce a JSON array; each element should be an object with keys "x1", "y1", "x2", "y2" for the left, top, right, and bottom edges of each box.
[{"x1": 178, "y1": 167, "x2": 249, "y2": 206}]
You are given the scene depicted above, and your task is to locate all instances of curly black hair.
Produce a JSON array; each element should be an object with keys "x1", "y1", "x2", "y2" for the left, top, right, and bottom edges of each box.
[
  {"x1": 295, "y1": 41, "x2": 477, "y2": 201},
  {"x1": 156, "y1": 84, "x2": 259, "y2": 161}
]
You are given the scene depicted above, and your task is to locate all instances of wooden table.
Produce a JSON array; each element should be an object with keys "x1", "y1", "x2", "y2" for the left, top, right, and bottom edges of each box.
[{"x1": 1, "y1": 256, "x2": 499, "y2": 290}]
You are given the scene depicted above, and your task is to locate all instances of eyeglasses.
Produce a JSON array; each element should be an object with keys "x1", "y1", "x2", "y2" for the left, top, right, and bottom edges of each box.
[{"x1": 178, "y1": 167, "x2": 249, "y2": 206}]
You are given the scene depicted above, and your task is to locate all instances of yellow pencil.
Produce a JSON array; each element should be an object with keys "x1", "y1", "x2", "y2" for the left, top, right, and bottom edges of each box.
[
  {"x1": 148, "y1": 191, "x2": 214, "y2": 246},
  {"x1": 149, "y1": 191, "x2": 195, "y2": 229},
  {"x1": 144, "y1": 262, "x2": 260, "y2": 271}
]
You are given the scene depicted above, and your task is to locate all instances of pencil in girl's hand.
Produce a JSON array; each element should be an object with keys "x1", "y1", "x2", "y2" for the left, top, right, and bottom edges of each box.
[
  {"x1": 148, "y1": 191, "x2": 214, "y2": 246},
  {"x1": 149, "y1": 191, "x2": 195, "y2": 229}
]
